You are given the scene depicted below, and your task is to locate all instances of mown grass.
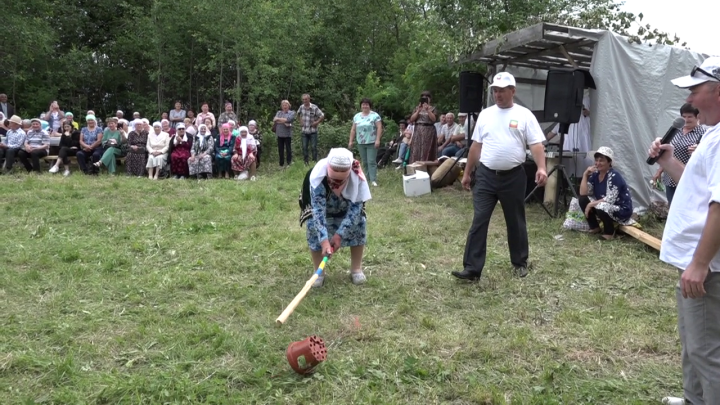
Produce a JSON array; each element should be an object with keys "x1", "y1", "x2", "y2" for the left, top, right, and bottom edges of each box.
[{"x1": 0, "y1": 162, "x2": 681, "y2": 404}]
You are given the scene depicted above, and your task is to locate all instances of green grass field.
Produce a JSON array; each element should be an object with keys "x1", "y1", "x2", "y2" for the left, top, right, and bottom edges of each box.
[{"x1": 0, "y1": 164, "x2": 681, "y2": 404}]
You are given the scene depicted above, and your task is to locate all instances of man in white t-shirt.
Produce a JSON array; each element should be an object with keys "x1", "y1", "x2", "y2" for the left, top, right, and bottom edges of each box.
[
  {"x1": 648, "y1": 56, "x2": 720, "y2": 405},
  {"x1": 452, "y1": 72, "x2": 547, "y2": 281}
]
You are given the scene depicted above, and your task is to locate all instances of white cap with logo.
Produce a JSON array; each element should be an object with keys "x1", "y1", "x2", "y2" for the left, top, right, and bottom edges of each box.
[
  {"x1": 490, "y1": 72, "x2": 516, "y2": 88},
  {"x1": 671, "y1": 56, "x2": 720, "y2": 88}
]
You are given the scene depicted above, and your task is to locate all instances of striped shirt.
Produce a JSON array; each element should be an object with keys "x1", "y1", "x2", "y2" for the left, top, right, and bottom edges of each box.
[
  {"x1": 25, "y1": 129, "x2": 50, "y2": 150},
  {"x1": 663, "y1": 126, "x2": 705, "y2": 187}
]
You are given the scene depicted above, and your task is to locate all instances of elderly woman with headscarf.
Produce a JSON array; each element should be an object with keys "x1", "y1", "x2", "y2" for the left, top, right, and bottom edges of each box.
[
  {"x1": 231, "y1": 126, "x2": 257, "y2": 181},
  {"x1": 125, "y1": 118, "x2": 148, "y2": 177},
  {"x1": 93, "y1": 117, "x2": 126, "y2": 175},
  {"x1": 170, "y1": 123, "x2": 192, "y2": 179},
  {"x1": 77, "y1": 114, "x2": 104, "y2": 174},
  {"x1": 189, "y1": 124, "x2": 214, "y2": 179},
  {"x1": 161, "y1": 119, "x2": 175, "y2": 137},
  {"x1": 298, "y1": 148, "x2": 372, "y2": 287},
  {"x1": 215, "y1": 123, "x2": 235, "y2": 179},
  {"x1": 146, "y1": 121, "x2": 170, "y2": 180},
  {"x1": 248, "y1": 120, "x2": 263, "y2": 168}
]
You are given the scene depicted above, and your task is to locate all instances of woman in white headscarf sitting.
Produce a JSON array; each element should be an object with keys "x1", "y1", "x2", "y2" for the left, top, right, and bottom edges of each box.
[
  {"x1": 146, "y1": 121, "x2": 170, "y2": 180},
  {"x1": 188, "y1": 124, "x2": 214, "y2": 180},
  {"x1": 230, "y1": 125, "x2": 257, "y2": 181},
  {"x1": 298, "y1": 148, "x2": 372, "y2": 287},
  {"x1": 248, "y1": 120, "x2": 263, "y2": 167}
]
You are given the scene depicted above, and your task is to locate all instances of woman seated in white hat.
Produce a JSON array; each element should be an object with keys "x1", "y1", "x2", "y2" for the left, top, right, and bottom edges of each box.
[
  {"x1": 579, "y1": 146, "x2": 634, "y2": 240},
  {"x1": 299, "y1": 148, "x2": 372, "y2": 287},
  {"x1": 146, "y1": 121, "x2": 170, "y2": 180}
]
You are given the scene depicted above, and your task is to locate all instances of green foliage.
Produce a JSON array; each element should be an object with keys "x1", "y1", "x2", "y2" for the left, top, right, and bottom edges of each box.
[{"x1": 0, "y1": 0, "x2": 682, "y2": 121}]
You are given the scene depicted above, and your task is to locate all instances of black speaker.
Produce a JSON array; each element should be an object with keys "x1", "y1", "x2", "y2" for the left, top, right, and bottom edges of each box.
[
  {"x1": 543, "y1": 69, "x2": 586, "y2": 124},
  {"x1": 459, "y1": 71, "x2": 484, "y2": 113}
]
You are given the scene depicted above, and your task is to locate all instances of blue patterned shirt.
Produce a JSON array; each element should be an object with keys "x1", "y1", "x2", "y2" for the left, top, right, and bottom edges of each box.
[
  {"x1": 4, "y1": 128, "x2": 26, "y2": 149},
  {"x1": 81, "y1": 126, "x2": 103, "y2": 147}
]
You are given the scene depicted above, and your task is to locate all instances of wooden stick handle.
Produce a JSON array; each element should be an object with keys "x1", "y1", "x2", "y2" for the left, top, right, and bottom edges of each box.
[{"x1": 276, "y1": 257, "x2": 328, "y2": 325}]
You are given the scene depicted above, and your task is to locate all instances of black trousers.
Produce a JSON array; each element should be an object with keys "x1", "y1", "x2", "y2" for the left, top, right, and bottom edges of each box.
[
  {"x1": 18, "y1": 149, "x2": 48, "y2": 172},
  {"x1": 463, "y1": 163, "x2": 529, "y2": 275},
  {"x1": 58, "y1": 147, "x2": 78, "y2": 165},
  {"x1": 277, "y1": 137, "x2": 292, "y2": 166},
  {"x1": 256, "y1": 145, "x2": 262, "y2": 168},
  {"x1": 0, "y1": 147, "x2": 22, "y2": 171},
  {"x1": 76, "y1": 148, "x2": 103, "y2": 173},
  {"x1": 578, "y1": 196, "x2": 615, "y2": 235}
]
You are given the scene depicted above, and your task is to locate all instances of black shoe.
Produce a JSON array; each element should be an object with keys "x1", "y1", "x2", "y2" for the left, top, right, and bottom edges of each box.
[
  {"x1": 514, "y1": 266, "x2": 529, "y2": 278},
  {"x1": 451, "y1": 269, "x2": 481, "y2": 281}
]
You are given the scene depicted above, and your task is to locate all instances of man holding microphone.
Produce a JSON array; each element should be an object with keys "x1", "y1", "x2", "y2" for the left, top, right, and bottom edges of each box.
[{"x1": 648, "y1": 56, "x2": 720, "y2": 404}]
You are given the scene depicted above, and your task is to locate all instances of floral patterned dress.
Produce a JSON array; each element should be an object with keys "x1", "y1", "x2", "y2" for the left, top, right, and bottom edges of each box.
[
  {"x1": 410, "y1": 105, "x2": 438, "y2": 163},
  {"x1": 189, "y1": 133, "x2": 214, "y2": 176},
  {"x1": 587, "y1": 168, "x2": 633, "y2": 223},
  {"x1": 125, "y1": 130, "x2": 148, "y2": 176},
  {"x1": 230, "y1": 135, "x2": 257, "y2": 172},
  {"x1": 305, "y1": 181, "x2": 367, "y2": 252},
  {"x1": 170, "y1": 135, "x2": 192, "y2": 176}
]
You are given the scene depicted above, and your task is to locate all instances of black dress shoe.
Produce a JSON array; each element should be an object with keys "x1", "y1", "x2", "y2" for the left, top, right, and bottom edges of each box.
[
  {"x1": 514, "y1": 266, "x2": 528, "y2": 278},
  {"x1": 451, "y1": 269, "x2": 481, "y2": 281}
]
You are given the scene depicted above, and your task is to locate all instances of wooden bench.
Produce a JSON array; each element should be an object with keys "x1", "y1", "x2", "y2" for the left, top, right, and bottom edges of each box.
[
  {"x1": 618, "y1": 225, "x2": 661, "y2": 251},
  {"x1": 43, "y1": 155, "x2": 126, "y2": 169}
]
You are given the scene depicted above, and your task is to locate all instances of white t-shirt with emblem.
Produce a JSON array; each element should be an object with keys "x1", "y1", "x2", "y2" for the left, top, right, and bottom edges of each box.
[
  {"x1": 660, "y1": 124, "x2": 720, "y2": 272},
  {"x1": 472, "y1": 104, "x2": 545, "y2": 170}
]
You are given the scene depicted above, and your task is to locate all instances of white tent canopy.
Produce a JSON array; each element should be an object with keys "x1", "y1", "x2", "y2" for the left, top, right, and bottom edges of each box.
[{"x1": 459, "y1": 23, "x2": 709, "y2": 211}]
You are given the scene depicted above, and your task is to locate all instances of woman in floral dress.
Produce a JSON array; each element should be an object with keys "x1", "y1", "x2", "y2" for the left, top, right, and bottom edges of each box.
[
  {"x1": 298, "y1": 148, "x2": 372, "y2": 288},
  {"x1": 125, "y1": 119, "x2": 148, "y2": 176},
  {"x1": 231, "y1": 126, "x2": 257, "y2": 181},
  {"x1": 579, "y1": 146, "x2": 633, "y2": 240},
  {"x1": 170, "y1": 124, "x2": 192, "y2": 179},
  {"x1": 409, "y1": 90, "x2": 438, "y2": 164},
  {"x1": 188, "y1": 124, "x2": 214, "y2": 179}
]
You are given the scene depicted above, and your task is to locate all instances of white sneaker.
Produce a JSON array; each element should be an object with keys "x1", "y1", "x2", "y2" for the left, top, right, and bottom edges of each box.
[
  {"x1": 312, "y1": 275, "x2": 325, "y2": 288},
  {"x1": 250, "y1": 176, "x2": 256, "y2": 181},
  {"x1": 392, "y1": 158, "x2": 402, "y2": 164},
  {"x1": 662, "y1": 397, "x2": 685, "y2": 405},
  {"x1": 395, "y1": 165, "x2": 403, "y2": 171},
  {"x1": 49, "y1": 165, "x2": 59, "y2": 173},
  {"x1": 372, "y1": 181, "x2": 378, "y2": 187},
  {"x1": 238, "y1": 171, "x2": 249, "y2": 180},
  {"x1": 62, "y1": 169, "x2": 70, "y2": 177},
  {"x1": 351, "y1": 271, "x2": 367, "y2": 285}
]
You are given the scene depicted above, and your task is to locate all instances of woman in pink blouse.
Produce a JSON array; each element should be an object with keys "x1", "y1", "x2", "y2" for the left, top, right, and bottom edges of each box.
[{"x1": 194, "y1": 103, "x2": 216, "y2": 129}]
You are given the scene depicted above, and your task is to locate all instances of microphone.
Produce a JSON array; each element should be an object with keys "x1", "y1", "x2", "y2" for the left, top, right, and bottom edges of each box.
[{"x1": 646, "y1": 117, "x2": 685, "y2": 165}]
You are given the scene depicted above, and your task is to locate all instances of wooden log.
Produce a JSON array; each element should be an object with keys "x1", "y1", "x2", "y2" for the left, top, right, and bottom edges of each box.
[
  {"x1": 619, "y1": 225, "x2": 661, "y2": 251},
  {"x1": 544, "y1": 157, "x2": 560, "y2": 204}
]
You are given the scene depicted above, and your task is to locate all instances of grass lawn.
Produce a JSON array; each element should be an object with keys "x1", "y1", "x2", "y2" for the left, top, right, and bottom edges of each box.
[{"x1": 0, "y1": 163, "x2": 681, "y2": 404}]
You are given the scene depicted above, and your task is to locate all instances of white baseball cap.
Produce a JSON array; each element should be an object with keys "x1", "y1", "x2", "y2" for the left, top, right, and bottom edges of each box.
[
  {"x1": 671, "y1": 56, "x2": 720, "y2": 88},
  {"x1": 490, "y1": 72, "x2": 516, "y2": 88}
]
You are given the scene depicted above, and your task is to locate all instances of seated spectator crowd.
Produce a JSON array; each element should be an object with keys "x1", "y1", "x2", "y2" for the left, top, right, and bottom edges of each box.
[{"x1": 0, "y1": 109, "x2": 260, "y2": 181}]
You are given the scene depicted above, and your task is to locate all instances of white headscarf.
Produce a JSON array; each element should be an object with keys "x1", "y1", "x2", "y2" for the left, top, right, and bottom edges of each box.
[
  {"x1": 309, "y1": 148, "x2": 371, "y2": 203},
  {"x1": 238, "y1": 126, "x2": 250, "y2": 159},
  {"x1": 197, "y1": 124, "x2": 209, "y2": 149}
]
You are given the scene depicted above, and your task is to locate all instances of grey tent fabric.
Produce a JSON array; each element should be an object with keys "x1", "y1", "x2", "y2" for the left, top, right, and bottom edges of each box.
[{"x1": 507, "y1": 28, "x2": 708, "y2": 211}]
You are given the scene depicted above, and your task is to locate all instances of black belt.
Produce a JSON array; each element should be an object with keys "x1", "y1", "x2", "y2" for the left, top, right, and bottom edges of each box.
[{"x1": 480, "y1": 162, "x2": 522, "y2": 176}]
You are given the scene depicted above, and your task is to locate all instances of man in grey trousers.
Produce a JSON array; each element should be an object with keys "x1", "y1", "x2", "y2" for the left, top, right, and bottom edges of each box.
[{"x1": 648, "y1": 56, "x2": 720, "y2": 405}]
